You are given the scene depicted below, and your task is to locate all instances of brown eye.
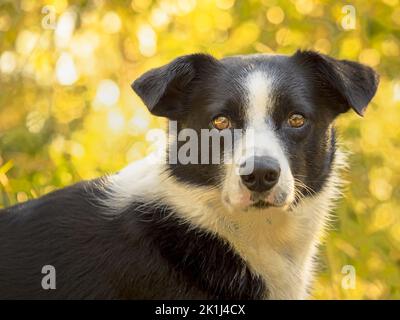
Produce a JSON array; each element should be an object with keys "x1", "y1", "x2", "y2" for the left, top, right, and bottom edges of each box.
[
  {"x1": 212, "y1": 115, "x2": 231, "y2": 130},
  {"x1": 288, "y1": 114, "x2": 305, "y2": 128}
]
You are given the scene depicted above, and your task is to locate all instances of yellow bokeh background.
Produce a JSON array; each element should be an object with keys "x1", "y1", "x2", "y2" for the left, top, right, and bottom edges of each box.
[{"x1": 0, "y1": 0, "x2": 400, "y2": 299}]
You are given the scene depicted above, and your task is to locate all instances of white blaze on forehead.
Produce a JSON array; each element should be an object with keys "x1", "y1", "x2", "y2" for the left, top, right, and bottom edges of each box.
[
  {"x1": 245, "y1": 71, "x2": 274, "y2": 126},
  {"x1": 242, "y1": 70, "x2": 279, "y2": 158}
]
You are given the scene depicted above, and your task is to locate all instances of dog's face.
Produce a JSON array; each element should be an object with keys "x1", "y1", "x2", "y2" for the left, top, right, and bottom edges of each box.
[{"x1": 132, "y1": 51, "x2": 378, "y2": 212}]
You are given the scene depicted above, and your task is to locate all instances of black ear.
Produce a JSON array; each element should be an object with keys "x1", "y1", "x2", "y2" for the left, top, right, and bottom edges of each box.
[
  {"x1": 132, "y1": 53, "x2": 219, "y2": 119},
  {"x1": 292, "y1": 50, "x2": 379, "y2": 116}
]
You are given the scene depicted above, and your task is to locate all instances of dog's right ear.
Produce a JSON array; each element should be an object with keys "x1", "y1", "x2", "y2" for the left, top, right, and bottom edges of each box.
[{"x1": 132, "y1": 54, "x2": 220, "y2": 120}]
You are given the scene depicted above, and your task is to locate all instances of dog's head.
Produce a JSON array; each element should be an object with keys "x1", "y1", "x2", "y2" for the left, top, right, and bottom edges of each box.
[{"x1": 132, "y1": 51, "x2": 379, "y2": 212}]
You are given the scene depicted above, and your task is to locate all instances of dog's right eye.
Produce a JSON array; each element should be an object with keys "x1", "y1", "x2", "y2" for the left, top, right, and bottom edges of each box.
[
  {"x1": 288, "y1": 114, "x2": 305, "y2": 128},
  {"x1": 212, "y1": 115, "x2": 231, "y2": 130}
]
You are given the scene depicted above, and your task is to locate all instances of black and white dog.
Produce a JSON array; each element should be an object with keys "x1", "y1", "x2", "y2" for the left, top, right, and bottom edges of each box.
[{"x1": 0, "y1": 50, "x2": 378, "y2": 299}]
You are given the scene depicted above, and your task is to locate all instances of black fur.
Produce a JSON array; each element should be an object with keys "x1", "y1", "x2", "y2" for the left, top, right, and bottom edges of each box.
[
  {"x1": 292, "y1": 50, "x2": 380, "y2": 116},
  {"x1": 0, "y1": 181, "x2": 265, "y2": 299}
]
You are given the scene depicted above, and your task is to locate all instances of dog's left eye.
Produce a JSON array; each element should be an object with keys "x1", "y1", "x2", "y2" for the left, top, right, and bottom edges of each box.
[
  {"x1": 212, "y1": 115, "x2": 231, "y2": 130},
  {"x1": 288, "y1": 114, "x2": 305, "y2": 128}
]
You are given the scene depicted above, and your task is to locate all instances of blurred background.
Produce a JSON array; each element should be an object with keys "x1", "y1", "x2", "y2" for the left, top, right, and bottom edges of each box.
[{"x1": 0, "y1": 0, "x2": 399, "y2": 299}]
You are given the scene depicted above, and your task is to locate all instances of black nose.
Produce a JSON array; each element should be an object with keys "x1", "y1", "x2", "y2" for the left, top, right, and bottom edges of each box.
[{"x1": 240, "y1": 156, "x2": 281, "y2": 193}]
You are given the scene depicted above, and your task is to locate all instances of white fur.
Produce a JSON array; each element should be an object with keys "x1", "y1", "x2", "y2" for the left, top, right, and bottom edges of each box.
[{"x1": 246, "y1": 71, "x2": 273, "y2": 123}]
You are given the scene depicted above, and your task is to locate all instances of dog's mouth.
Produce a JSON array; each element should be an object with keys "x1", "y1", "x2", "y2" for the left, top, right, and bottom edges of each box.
[
  {"x1": 251, "y1": 200, "x2": 271, "y2": 209},
  {"x1": 248, "y1": 191, "x2": 290, "y2": 210},
  {"x1": 222, "y1": 183, "x2": 294, "y2": 212}
]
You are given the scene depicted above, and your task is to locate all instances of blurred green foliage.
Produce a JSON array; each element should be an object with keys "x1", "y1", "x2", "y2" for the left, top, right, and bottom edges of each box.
[{"x1": 0, "y1": 0, "x2": 400, "y2": 299}]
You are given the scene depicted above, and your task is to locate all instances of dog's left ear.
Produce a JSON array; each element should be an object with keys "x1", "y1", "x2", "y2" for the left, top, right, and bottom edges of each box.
[
  {"x1": 292, "y1": 50, "x2": 379, "y2": 116},
  {"x1": 132, "y1": 53, "x2": 220, "y2": 120}
]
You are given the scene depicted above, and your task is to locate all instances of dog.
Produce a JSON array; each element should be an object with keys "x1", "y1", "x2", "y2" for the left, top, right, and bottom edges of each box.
[{"x1": 0, "y1": 50, "x2": 379, "y2": 299}]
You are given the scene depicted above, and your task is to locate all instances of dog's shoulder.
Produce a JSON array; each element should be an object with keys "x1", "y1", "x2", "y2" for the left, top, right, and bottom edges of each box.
[
  {"x1": 0, "y1": 178, "x2": 140, "y2": 298},
  {"x1": 0, "y1": 170, "x2": 266, "y2": 299}
]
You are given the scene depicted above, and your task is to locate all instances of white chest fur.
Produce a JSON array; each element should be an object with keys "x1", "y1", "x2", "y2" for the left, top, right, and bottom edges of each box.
[
  {"x1": 216, "y1": 207, "x2": 324, "y2": 299},
  {"x1": 158, "y1": 174, "x2": 339, "y2": 300}
]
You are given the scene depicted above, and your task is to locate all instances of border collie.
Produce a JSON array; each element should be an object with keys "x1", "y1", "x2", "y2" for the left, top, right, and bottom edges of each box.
[{"x1": 0, "y1": 50, "x2": 379, "y2": 299}]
